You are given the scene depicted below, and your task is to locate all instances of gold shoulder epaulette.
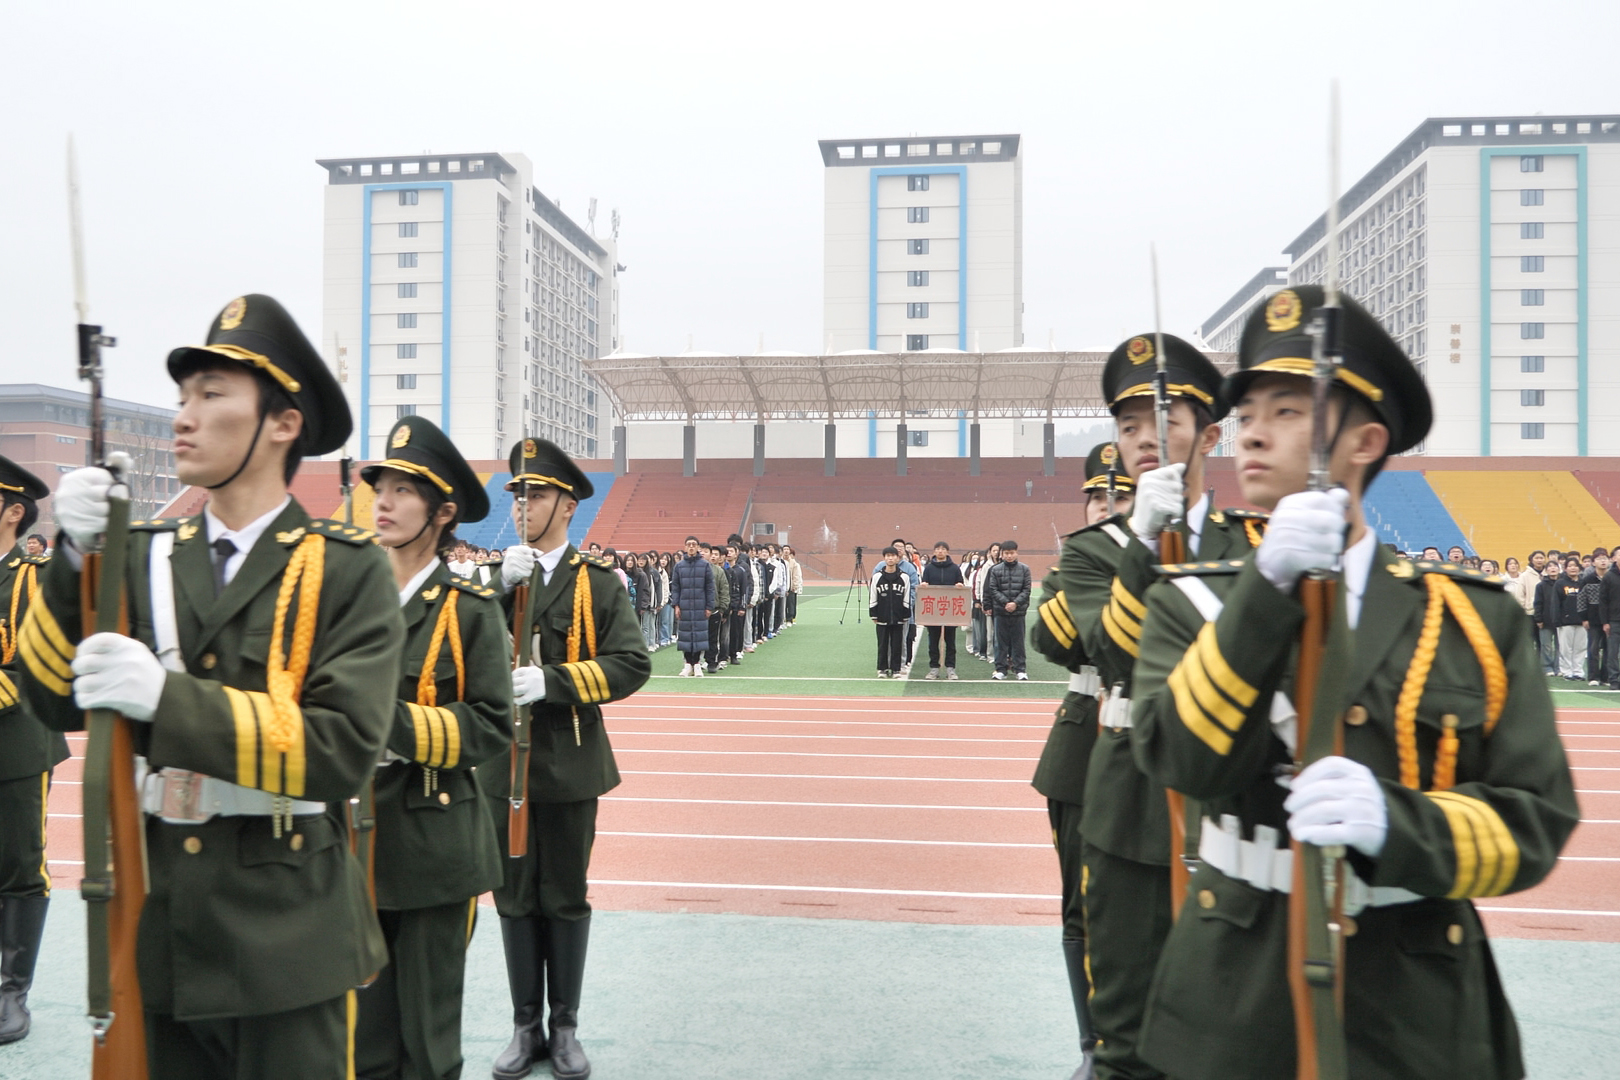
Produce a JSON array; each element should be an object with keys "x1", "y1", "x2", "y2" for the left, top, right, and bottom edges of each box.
[
  {"x1": 21, "y1": 553, "x2": 50, "y2": 565},
  {"x1": 447, "y1": 575, "x2": 498, "y2": 599},
  {"x1": 307, "y1": 518, "x2": 377, "y2": 545},
  {"x1": 1155, "y1": 559, "x2": 1248, "y2": 577},
  {"x1": 1392, "y1": 559, "x2": 1508, "y2": 589},
  {"x1": 578, "y1": 551, "x2": 616, "y2": 570},
  {"x1": 129, "y1": 517, "x2": 186, "y2": 532}
]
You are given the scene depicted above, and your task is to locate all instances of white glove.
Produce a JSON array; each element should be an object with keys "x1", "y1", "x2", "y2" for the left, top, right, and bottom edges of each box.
[
  {"x1": 1254, "y1": 488, "x2": 1351, "y2": 592},
  {"x1": 501, "y1": 545, "x2": 537, "y2": 591},
  {"x1": 1284, "y1": 755, "x2": 1388, "y2": 857},
  {"x1": 512, "y1": 665, "x2": 546, "y2": 706},
  {"x1": 71, "y1": 633, "x2": 166, "y2": 721},
  {"x1": 1129, "y1": 463, "x2": 1186, "y2": 550},
  {"x1": 55, "y1": 467, "x2": 115, "y2": 550}
]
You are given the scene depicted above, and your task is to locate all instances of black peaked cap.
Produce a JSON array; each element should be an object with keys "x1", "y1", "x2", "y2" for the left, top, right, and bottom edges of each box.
[
  {"x1": 1224, "y1": 285, "x2": 1432, "y2": 455},
  {"x1": 1101, "y1": 333, "x2": 1228, "y2": 421},
  {"x1": 166, "y1": 294, "x2": 352, "y2": 456},
  {"x1": 506, "y1": 438, "x2": 593, "y2": 501},
  {"x1": 0, "y1": 453, "x2": 49, "y2": 503},
  {"x1": 1082, "y1": 442, "x2": 1136, "y2": 492},
  {"x1": 361, "y1": 415, "x2": 490, "y2": 523}
]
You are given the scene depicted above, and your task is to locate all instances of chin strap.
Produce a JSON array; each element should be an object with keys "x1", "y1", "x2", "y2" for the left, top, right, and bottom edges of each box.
[{"x1": 205, "y1": 400, "x2": 271, "y2": 491}]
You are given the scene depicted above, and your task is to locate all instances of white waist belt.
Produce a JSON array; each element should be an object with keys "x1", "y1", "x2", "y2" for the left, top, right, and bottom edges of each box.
[
  {"x1": 1068, "y1": 667, "x2": 1100, "y2": 696},
  {"x1": 1099, "y1": 691, "x2": 1132, "y2": 729},
  {"x1": 1198, "y1": 815, "x2": 1423, "y2": 914},
  {"x1": 141, "y1": 769, "x2": 325, "y2": 824}
]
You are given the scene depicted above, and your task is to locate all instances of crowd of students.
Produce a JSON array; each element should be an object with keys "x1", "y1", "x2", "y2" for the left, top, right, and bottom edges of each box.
[{"x1": 867, "y1": 538, "x2": 1034, "y2": 681}]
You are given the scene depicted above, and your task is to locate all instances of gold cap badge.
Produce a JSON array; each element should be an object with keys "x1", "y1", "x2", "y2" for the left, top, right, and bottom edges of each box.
[
  {"x1": 1265, "y1": 289, "x2": 1302, "y2": 333},
  {"x1": 391, "y1": 424, "x2": 411, "y2": 449},
  {"x1": 1126, "y1": 337, "x2": 1154, "y2": 365},
  {"x1": 1100, "y1": 444, "x2": 1117, "y2": 465},
  {"x1": 218, "y1": 296, "x2": 247, "y2": 331},
  {"x1": 522, "y1": 439, "x2": 538, "y2": 459}
]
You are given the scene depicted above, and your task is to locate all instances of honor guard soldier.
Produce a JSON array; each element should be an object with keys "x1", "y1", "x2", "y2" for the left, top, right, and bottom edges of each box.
[
  {"x1": 1129, "y1": 287, "x2": 1578, "y2": 1080},
  {"x1": 488, "y1": 438, "x2": 651, "y2": 1080},
  {"x1": 0, "y1": 457, "x2": 60, "y2": 1045},
  {"x1": 1031, "y1": 443, "x2": 1135, "y2": 1080},
  {"x1": 19, "y1": 295, "x2": 405, "y2": 1078},
  {"x1": 1061, "y1": 334, "x2": 1262, "y2": 1080},
  {"x1": 352, "y1": 416, "x2": 514, "y2": 1080}
]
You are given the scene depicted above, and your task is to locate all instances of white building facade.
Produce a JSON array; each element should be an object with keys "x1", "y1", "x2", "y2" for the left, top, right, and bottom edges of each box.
[
  {"x1": 821, "y1": 135, "x2": 1023, "y2": 353},
  {"x1": 1272, "y1": 116, "x2": 1620, "y2": 456},
  {"x1": 318, "y1": 151, "x2": 619, "y2": 461}
]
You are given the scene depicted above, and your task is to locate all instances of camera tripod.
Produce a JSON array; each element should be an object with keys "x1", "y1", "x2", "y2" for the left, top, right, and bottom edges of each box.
[{"x1": 838, "y1": 546, "x2": 866, "y2": 625}]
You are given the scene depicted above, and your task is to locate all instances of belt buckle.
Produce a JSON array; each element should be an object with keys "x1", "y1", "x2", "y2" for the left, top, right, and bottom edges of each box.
[{"x1": 158, "y1": 770, "x2": 212, "y2": 822}]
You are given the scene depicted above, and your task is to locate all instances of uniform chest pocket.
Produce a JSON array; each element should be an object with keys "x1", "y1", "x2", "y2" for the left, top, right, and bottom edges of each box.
[
  {"x1": 403, "y1": 651, "x2": 459, "y2": 686},
  {"x1": 238, "y1": 813, "x2": 339, "y2": 868},
  {"x1": 1191, "y1": 864, "x2": 1267, "y2": 931},
  {"x1": 404, "y1": 770, "x2": 478, "y2": 812}
]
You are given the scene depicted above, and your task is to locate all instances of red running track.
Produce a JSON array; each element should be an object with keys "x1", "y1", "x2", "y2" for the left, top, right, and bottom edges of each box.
[{"x1": 41, "y1": 696, "x2": 1620, "y2": 941}]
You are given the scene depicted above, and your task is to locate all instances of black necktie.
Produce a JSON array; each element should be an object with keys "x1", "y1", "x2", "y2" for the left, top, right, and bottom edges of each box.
[{"x1": 212, "y1": 538, "x2": 237, "y2": 597}]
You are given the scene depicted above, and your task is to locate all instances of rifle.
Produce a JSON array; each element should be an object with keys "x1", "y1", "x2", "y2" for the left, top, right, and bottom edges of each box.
[
  {"x1": 69, "y1": 136, "x2": 149, "y2": 1079},
  {"x1": 1105, "y1": 448, "x2": 1119, "y2": 517},
  {"x1": 1288, "y1": 81, "x2": 1350, "y2": 1080},
  {"x1": 508, "y1": 479, "x2": 533, "y2": 857},
  {"x1": 1151, "y1": 245, "x2": 1199, "y2": 918}
]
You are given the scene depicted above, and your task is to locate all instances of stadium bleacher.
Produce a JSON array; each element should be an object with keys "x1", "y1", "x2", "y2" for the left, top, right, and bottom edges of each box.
[
  {"x1": 1362, "y1": 471, "x2": 1471, "y2": 556},
  {"x1": 1426, "y1": 470, "x2": 1620, "y2": 561}
]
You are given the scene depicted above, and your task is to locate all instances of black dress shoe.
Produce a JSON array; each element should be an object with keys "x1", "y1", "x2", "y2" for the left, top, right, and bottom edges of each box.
[
  {"x1": 491, "y1": 1023, "x2": 545, "y2": 1080},
  {"x1": 548, "y1": 1026, "x2": 591, "y2": 1080}
]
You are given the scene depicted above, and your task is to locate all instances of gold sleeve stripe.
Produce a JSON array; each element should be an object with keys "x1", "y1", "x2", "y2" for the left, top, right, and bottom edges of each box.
[
  {"x1": 224, "y1": 686, "x2": 260, "y2": 789},
  {"x1": 281, "y1": 690, "x2": 307, "y2": 797},
  {"x1": 1101, "y1": 606, "x2": 1140, "y2": 658},
  {"x1": 425, "y1": 701, "x2": 444, "y2": 767},
  {"x1": 1168, "y1": 664, "x2": 1233, "y2": 755},
  {"x1": 564, "y1": 661, "x2": 609, "y2": 704},
  {"x1": 23, "y1": 603, "x2": 75, "y2": 672},
  {"x1": 251, "y1": 690, "x2": 282, "y2": 795},
  {"x1": 1039, "y1": 600, "x2": 1077, "y2": 649},
  {"x1": 1110, "y1": 578, "x2": 1147, "y2": 620},
  {"x1": 583, "y1": 660, "x2": 610, "y2": 703},
  {"x1": 18, "y1": 606, "x2": 74, "y2": 695},
  {"x1": 1193, "y1": 624, "x2": 1258, "y2": 707},
  {"x1": 408, "y1": 703, "x2": 431, "y2": 764},
  {"x1": 1429, "y1": 791, "x2": 1520, "y2": 897},
  {"x1": 439, "y1": 706, "x2": 461, "y2": 769},
  {"x1": 1048, "y1": 592, "x2": 1078, "y2": 639},
  {"x1": 1106, "y1": 596, "x2": 1142, "y2": 641},
  {"x1": 1182, "y1": 644, "x2": 1248, "y2": 733},
  {"x1": 0, "y1": 671, "x2": 17, "y2": 709},
  {"x1": 564, "y1": 662, "x2": 591, "y2": 703}
]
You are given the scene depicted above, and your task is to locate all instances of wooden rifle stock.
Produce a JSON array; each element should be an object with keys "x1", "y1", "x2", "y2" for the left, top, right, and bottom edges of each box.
[
  {"x1": 1157, "y1": 528, "x2": 1197, "y2": 919},
  {"x1": 507, "y1": 579, "x2": 532, "y2": 857}
]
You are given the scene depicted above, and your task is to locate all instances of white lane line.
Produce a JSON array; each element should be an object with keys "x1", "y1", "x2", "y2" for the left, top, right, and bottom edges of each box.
[
  {"x1": 1560, "y1": 735, "x2": 1620, "y2": 740},
  {"x1": 1576, "y1": 790, "x2": 1620, "y2": 795},
  {"x1": 1576, "y1": 819, "x2": 1620, "y2": 824},
  {"x1": 647, "y1": 674, "x2": 1070, "y2": 685},
  {"x1": 611, "y1": 702, "x2": 1053, "y2": 717},
  {"x1": 615, "y1": 748, "x2": 1038, "y2": 762},
  {"x1": 1478, "y1": 906, "x2": 1620, "y2": 918},
  {"x1": 622, "y1": 694, "x2": 1055, "y2": 708},
  {"x1": 604, "y1": 796, "x2": 1045, "y2": 813},
  {"x1": 612, "y1": 730, "x2": 1045, "y2": 745},
  {"x1": 622, "y1": 770, "x2": 1030, "y2": 784},
  {"x1": 1558, "y1": 857, "x2": 1620, "y2": 862},
  {"x1": 607, "y1": 715, "x2": 1050, "y2": 731},
  {"x1": 589, "y1": 879, "x2": 1061, "y2": 901},
  {"x1": 599, "y1": 831, "x2": 1046, "y2": 849}
]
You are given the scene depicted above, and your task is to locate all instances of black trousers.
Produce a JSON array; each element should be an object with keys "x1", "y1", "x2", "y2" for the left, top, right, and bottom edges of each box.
[
  {"x1": 1608, "y1": 625, "x2": 1620, "y2": 684},
  {"x1": 786, "y1": 592, "x2": 798, "y2": 621},
  {"x1": 1047, "y1": 799, "x2": 1086, "y2": 945},
  {"x1": 491, "y1": 797, "x2": 598, "y2": 921},
  {"x1": 354, "y1": 899, "x2": 478, "y2": 1080},
  {"x1": 1082, "y1": 842, "x2": 1172, "y2": 1080},
  {"x1": 1588, "y1": 623, "x2": 1608, "y2": 682},
  {"x1": 0, "y1": 770, "x2": 50, "y2": 897},
  {"x1": 729, "y1": 611, "x2": 747, "y2": 658},
  {"x1": 705, "y1": 612, "x2": 726, "y2": 667},
  {"x1": 875, "y1": 622, "x2": 906, "y2": 672},
  {"x1": 925, "y1": 625, "x2": 958, "y2": 669},
  {"x1": 994, "y1": 611, "x2": 1027, "y2": 673},
  {"x1": 146, "y1": 993, "x2": 352, "y2": 1080}
]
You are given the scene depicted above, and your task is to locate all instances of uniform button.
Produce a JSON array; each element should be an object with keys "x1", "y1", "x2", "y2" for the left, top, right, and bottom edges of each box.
[
  {"x1": 1345, "y1": 705, "x2": 1369, "y2": 726},
  {"x1": 1447, "y1": 923, "x2": 1465, "y2": 946},
  {"x1": 1197, "y1": 889, "x2": 1216, "y2": 910},
  {"x1": 438, "y1": 792, "x2": 451, "y2": 806},
  {"x1": 289, "y1": 834, "x2": 305, "y2": 851},
  {"x1": 200, "y1": 653, "x2": 217, "y2": 670},
  {"x1": 183, "y1": 836, "x2": 202, "y2": 855}
]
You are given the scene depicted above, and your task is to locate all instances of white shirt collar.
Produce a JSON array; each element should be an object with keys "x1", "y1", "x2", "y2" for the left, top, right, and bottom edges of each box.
[
  {"x1": 1340, "y1": 528, "x2": 1379, "y2": 630},
  {"x1": 1188, "y1": 491, "x2": 1212, "y2": 554},
  {"x1": 398, "y1": 557, "x2": 442, "y2": 607},
  {"x1": 203, "y1": 496, "x2": 292, "y2": 587},
  {"x1": 537, "y1": 541, "x2": 571, "y2": 585}
]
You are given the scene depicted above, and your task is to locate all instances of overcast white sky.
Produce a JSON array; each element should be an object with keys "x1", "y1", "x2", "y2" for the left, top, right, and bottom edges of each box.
[{"x1": 3, "y1": 0, "x2": 1611, "y2": 410}]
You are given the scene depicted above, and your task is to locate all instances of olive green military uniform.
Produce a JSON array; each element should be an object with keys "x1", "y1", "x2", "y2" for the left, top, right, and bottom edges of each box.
[
  {"x1": 354, "y1": 567, "x2": 511, "y2": 1080},
  {"x1": 19, "y1": 505, "x2": 403, "y2": 1077},
  {"x1": 1129, "y1": 550, "x2": 1577, "y2": 1080}
]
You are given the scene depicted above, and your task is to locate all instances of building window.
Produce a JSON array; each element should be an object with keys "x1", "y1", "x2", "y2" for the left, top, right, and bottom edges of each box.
[
  {"x1": 1521, "y1": 222, "x2": 1544, "y2": 239},
  {"x1": 398, "y1": 282, "x2": 417, "y2": 298},
  {"x1": 1521, "y1": 355, "x2": 1545, "y2": 372},
  {"x1": 1521, "y1": 255, "x2": 1545, "y2": 272},
  {"x1": 905, "y1": 335, "x2": 929, "y2": 350},
  {"x1": 906, "y1": 303, "x2": 929, "y2": 319},
  {"x1": 56, "y1": 435, "x2": 76, "y2": 444},
  {"x1": 398, "y1": 252, "x2": 418, "y2": 268},
  {"x1": 907, "y1": 206, "x2": 930, "y2": 224},
  {"x1": 1521, "y1": 289, "x2": 1544, "y2": 306},
  {"x1": 1520, "y1": 189, "x2": 1544, "y2": 206},
  {"x1": 1520, "y1": 155, "x2": 1544, "y2": 172},
  {"x1": 908, "y1": 271, "x2": 930, "y2": 286},
  {"x1": 399, "y1": 190, "x2": 419, "y2": 206},
  {"x1": 397, "y1": 344, "x2": 417, "y2": 358},
  {"x1": 397, "y1": 312, "x2": 418, "y2": 328},
  {"x1": 907, "y1": 175, "x2": 930, "y2": 191},
  {"x1": 908, "y1": 239, "x2": 929, "y2": 255},
  {"x1": 396, "y1": 374, "x2": 417, "y2": 389},
  {"x1": 398, "y1": 222, "x2": 418, "y2": 238},
  {"x1": 908, "y1": 430, "x2": 930, "y2": 447},
  {"x1": 1520, "y1": 323, "x2": 1544, "y2": 339},
  {"x1": 396, "y1": 404, "x2": 416, "y2": 418},
  {"x1": 1521, "y1": 423, "x2": 1545, "y2": 440},
  {"x1": 1520, "y1": 389, "x2": 1545, "y2": 407}
]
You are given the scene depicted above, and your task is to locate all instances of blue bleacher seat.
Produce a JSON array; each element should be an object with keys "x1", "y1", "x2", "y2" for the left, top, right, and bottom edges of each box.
[
  {"x1": 1362, "y1": 472, "x2": 1471, "y2": 557},
  {"x1": 455, "y1": 472, "x2": 614, "y2": 553}
]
